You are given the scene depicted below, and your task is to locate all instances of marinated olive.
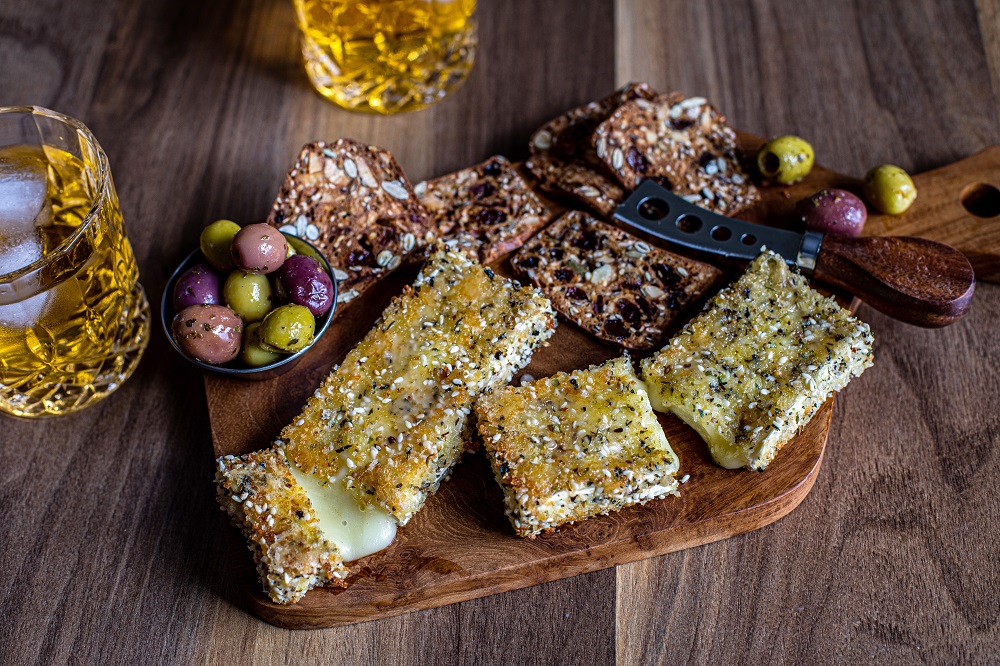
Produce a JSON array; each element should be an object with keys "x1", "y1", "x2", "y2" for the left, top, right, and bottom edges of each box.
[
  {"x1": 231, "y1": 223, "x2": 288, "y2": 274},
  {"x1": 863, "y1": 164, "x2": 917, "y2": 215},
  {"x1": 173, "y1": 263, "x2": 221, "y2": 311},
  {"x1": 199, "y1": 219, "x2": 241, "y2": 271},
  {"x1": 223, "y1": 270, "x2": 273, "y2": 323},
  {"x1": 757, "y1": 136, "x2": 814, "y2": 184},
  {"x1": 278, "y1": 255, "x2": 334, "y2": 317},
  {"x1": 241, "y1": 322, "x2": 283, "y2": 367},
  {"x1": 797, "y1": 189, "x2": 867, "y2": 237},
  {"x1": 285, "y1": 235, "x2": 325, "y2": 264},
  {"x1": 171, "y1": 304, "x2": 242, "y2": 364},
  {"x1": 259, "y1": 304, "x2": 315, "y2": 353}
]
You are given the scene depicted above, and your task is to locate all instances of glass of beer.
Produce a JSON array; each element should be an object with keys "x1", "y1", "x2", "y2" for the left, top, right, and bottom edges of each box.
[
  {"x1": 293, "y1": 0, "x2": 478, "y2": 114},
  {"x1": 0, "y1": 106, "x2": 150, "y2": 418}
]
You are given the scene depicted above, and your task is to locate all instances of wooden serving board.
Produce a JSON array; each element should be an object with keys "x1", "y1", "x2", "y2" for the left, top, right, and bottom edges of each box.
[{"x1": 205, "y1": 137, "x2": 1000, "y2": 630}]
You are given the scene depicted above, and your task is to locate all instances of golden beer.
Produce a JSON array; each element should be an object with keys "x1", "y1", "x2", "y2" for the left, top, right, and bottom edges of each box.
[
  {"x1": 293, "y1": 0, "x2": 477, "y2": 113},
  {"x1": 0, "y1": 107, "x2": 149, "y2": 418}
]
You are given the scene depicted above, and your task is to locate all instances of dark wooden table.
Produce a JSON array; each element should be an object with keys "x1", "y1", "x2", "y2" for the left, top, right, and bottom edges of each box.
[{"x1": 2, "y1": 1, "x2": 998, "y2": 664}]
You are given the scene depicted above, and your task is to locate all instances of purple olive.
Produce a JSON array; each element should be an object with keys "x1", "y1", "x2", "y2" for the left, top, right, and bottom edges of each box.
[
  {"x1": 171, "y1": 304, "x2": 243, "y2": 364},
  {"x1": 173, "y1": 263, "x2": 221, "y2": 311},
  {"x1": 230, "y1": 223, "x2": 288, "y2": 274},
  {"x1": 797, "y1": 189, "x2": 868, "y2": 238},
  {"x1": 277, "y1": 255, "x2": 334, "y2": 317}
]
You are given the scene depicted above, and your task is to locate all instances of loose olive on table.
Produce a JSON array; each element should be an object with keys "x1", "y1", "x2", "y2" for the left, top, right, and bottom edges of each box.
[
  {"x1": 757, "y1": 135, "x2": 814, "y2": 184},
  {"x1": 863, "y1": 164, "x2": 917, "y2": 215},
  {"x1": 797, "y1": 189, "x2": 867, "y2": 237}
]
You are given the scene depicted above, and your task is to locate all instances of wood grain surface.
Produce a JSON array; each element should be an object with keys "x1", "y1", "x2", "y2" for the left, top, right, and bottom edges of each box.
[{"x1": 1, "y1": 0, "x2": 998, "y2": 664}]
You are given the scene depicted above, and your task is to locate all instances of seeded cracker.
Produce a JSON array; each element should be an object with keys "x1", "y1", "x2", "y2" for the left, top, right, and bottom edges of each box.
[
  {"x1": 415, "y1": 155, "x2": 552, "y2": 264},
  {"x1": 593, "y1": 94, "x2": 759, "y2": 215},
  {"x1": 267, "y1": 139, "x2": 432, "y2": 305},
  {"x1": 511, "y1": 211, "x2": 720, "y2": 351},
  {"x1": 476, "y1": 356, "x2": 680, "y2": 538},
  {"x1": 641, "y1": 251, "x2": 874, "y2": 471},
  {"x1": 526, "y1": 82, "x2": 656, "y2": 216},
  {"x1": 215, "y1": 447, "x2": 349, "y2": 605}
]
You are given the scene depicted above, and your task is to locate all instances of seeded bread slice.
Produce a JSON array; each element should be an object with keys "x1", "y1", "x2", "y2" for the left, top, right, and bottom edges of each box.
[
  {"x1": 526, "y1": 82, "x2": 656, "y2": 216},
  {"x1": 640, "y1": 251, "x2": 874, "y2": 471},
  {"x1": 415, "y1": 155, "x2": 552, "y2": 264},
  {"x1": 511, "y1": 211, "x2": 721, "y2": 351},
  {"x1": 593, "y1": 94, "x2": 759, "y2": 215},
  {"x1": 266, "y1": 139, "x2": 432, "y2": 305},
  {"x1": 476, "y1": 356, "x2": 680, "y2": 538},
  {"x1": 215, "y1": 447, "x2": 349, "y2": 605}
]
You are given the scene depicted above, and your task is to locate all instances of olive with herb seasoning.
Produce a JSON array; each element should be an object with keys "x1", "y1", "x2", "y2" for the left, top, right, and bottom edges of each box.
[
  {"x1": 199, "y1": 219, "x2": 241, "y2": 271},
  {"x1": 241, "y1": 322, "x2": 284, "y2": 367},
  {"x1": 231, "y1": 223, "x2": 288, "y2": 274},
  {"x1": 863, "y1": 164, "x2": 917, "y2": 215},
  {"x1": 259, "y1": 304, "x2": 315, "y2": 353},
  {"x1": 171, "y1": 304, "x2": 242, "y2": 364},
  {"x1": 757, "y1": 135, "x2": 814, "y2": 184},
  {"x1": 223, "y1": 270, "x2": 273, "y2": 323}
]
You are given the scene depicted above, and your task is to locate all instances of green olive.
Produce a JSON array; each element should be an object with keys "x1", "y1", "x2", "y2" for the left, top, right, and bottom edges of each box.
[
  {"x1": 200, "y1": 219, "x2": 241, "y2": 271},
  {"x1": 259, "y1": 304, "x2": 315, "y2": 353},
  {"x1": 241, "y1": 322, "x2": 284, "y2": 367},
  {"x1": 863, "y1": 164, "x2": 917, "y2": 215},
  {"x1": 285, "y1": 234, "x2": 324, "y2": 264},
  {"x1": 757, "y1": 135, "x2": 814, "y2": 184},
  {"x1": 223, "y1": 270, "x2": 273, "y2": 323}
]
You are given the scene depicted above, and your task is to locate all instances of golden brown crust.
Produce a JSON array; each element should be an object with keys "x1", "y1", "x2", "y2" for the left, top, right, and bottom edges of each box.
[
  {"x1": 476, "y1": 356, "x2": 680, "y2": 538},
  {"x1": 215, "y1": 447, "x2": 349, "y2": 605}
]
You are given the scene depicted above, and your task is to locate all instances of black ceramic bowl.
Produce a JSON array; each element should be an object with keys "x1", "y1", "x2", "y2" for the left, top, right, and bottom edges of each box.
[{"x1": 160, "y1": 233, "x2": 336, "y2": 381}]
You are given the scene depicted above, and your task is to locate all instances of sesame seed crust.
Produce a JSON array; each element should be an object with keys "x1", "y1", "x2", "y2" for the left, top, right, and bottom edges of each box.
[
  {"x1": 476, "y1": 356, "x2": 680, "y2": 538},
  {"x1": 279, "y1": 244, "x2": 557, "y2": 526},
  {"x1": 215, "y1": 447, "x2": 349, "y2": 605},
  {"x1": 640, "y1": 251, "x2": 875, "y2": 471}
]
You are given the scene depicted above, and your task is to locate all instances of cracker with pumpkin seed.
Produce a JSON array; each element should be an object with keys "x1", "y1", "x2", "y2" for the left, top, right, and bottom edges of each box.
[
  {"x1": 511, "y1": 211, "x2": 720, "y2": 350},
  {"x1": 593, "y1": 94, "x2": 759, "y2": 215},
  {"x1": 526, "y1": 82, "x2": 657, "y2": 217},
  {"x1": 267, "y1": 139, "x2": 432, "y2": 305},
  {"x1": 415, "y1": 155, "x2": 552, "y2": 264}
]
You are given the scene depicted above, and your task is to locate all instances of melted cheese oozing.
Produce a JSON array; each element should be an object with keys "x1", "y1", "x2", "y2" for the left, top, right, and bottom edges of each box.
[{"x1": 287, "y1": 462, "x2": 397, "y2": 562}]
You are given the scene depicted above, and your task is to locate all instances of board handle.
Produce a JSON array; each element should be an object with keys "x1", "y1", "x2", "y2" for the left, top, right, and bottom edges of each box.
[{"x1": 813, "y1": 235, "x2": 976, "y2": 327}]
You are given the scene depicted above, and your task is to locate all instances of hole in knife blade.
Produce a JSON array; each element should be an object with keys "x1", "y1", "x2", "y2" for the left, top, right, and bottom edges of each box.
[
  {"x1": 676, "y1": 214, "x2": 702, "y2": 233},
  {"x1": 711, "y1": 225, "x2": 732, "y2": 241},
  {"x1": 740, "y1": 233, "x2": 757, "y2": 245},
  {"x1": 638, "y1": 197, "x2": 670, "y2": 220}
]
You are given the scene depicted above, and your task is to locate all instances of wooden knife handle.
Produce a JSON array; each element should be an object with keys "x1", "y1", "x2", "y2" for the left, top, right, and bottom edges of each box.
[{"x1": 812, "y1": 235, "x2": 976, "y2": 327}]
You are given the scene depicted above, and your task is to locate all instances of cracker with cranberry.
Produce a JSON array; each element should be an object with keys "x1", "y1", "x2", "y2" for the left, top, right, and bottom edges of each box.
[
  {"x1": 415, "y1": 155, "x2": 552, "y2": 264},
  {"x1": 511, "y1": 211, "x2": 721, "y2": 351},
  {"x1": 526, "y1": 82, "x2": 656, "y2": 217},
  {"x1": 267, "y1": 139, "x2": 432, "y2": 305},
  {"x1": 593, "y1": 94, "x2": 759, "y2": 215}
]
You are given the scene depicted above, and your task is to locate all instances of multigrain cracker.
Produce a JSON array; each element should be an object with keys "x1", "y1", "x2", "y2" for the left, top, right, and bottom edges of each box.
[
  {"x1": 593, "y1": 94, "x2": 759, "y2": 215},
  {"x1": 416, "y1": 155, "x2": 552, "y2": 264},
  {"x1": 511, "y1": 211, "x2": 720, "y2": 350},
  {"x1": 526, "y1": 82, "x2": 656, "y2": 216},
  {"x1": 267, "y1": 139, "x2": 432, "y2": 304}
]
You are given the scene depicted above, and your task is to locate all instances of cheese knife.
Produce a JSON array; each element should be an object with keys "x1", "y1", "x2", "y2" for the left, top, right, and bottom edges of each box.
[{"x1": 613, "y1": 180, "x2": 975, "y2": 327}]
